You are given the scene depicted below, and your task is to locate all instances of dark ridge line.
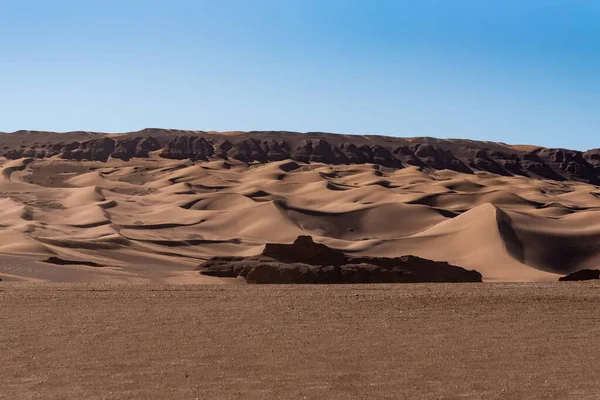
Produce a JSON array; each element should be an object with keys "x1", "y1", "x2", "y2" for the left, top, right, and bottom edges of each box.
[{"x1": 1, "y1": 129, "x2": 600, "y2": 184}]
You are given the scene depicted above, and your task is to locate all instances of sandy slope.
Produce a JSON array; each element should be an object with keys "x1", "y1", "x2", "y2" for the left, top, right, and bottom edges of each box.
[{"x1": 1, "y1": 154, "x2": 599, "y2": 282}]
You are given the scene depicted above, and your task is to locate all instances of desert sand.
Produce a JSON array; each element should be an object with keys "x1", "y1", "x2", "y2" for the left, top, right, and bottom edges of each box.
[
  {"x1": 2, "y1": 131, "x2": 599, "y2": 399},
  {"x1": 3, "y1": 283, "x2": 600, "y2": 399},
  {"x1": 0, "y1": 136, "x2": 599, "y2": 282}
]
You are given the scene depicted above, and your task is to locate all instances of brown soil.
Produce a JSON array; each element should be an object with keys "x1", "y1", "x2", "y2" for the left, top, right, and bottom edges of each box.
[{"x1": 2, "y1": 283, "x2": 599, "y2": 399}]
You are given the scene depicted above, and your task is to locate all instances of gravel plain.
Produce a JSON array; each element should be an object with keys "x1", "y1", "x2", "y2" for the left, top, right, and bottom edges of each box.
[{"x1": 2, "y1": 282, "x2": 600, "y2": 399}]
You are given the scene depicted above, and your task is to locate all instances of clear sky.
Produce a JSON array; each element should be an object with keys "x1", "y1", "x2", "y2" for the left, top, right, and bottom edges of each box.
[{"x1": 1, "y1": 0, "x2": 598, "y2": 149}]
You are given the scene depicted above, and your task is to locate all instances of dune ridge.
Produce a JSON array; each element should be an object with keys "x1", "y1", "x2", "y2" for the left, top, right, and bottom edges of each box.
[{"x1": 0, "y1": 131, "x2": 598, "y2": 282}]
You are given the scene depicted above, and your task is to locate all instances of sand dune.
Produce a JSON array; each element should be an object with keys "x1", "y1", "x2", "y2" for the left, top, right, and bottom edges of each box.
[{"x1": 0, "y1": 139, "x2": 599, "y2": 283}]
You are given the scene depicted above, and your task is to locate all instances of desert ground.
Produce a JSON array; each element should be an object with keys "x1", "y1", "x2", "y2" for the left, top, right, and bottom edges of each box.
[
  {"x1": 3, "y1": 283, "x2": 600, "y2": 399},
  {"x1": 2, "y1": 131, "x2": 600, "y2": 398}
]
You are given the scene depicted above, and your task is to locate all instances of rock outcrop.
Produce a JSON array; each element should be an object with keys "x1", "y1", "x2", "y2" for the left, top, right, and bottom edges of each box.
[
  {"x1": 411, "y1": 144, "x2": 472, "y2": 174},
  {"x1": 293, "y1": 139, "x2": 349, "y2": 164},
  {"x1": 2, "y1": 129, "x2": 600, "y2": 184},
  {"x1": 559, "y1": 269, "x2": 600, "y2": 282},
  {"x1": 262, "y1": 139, "x2": 291, "y2": 161},
  {"x1": 197, "y1": 236, "x2": 483, "y2": 284},
  {"x1": 111, "y1": 137, "x2": 160, "y2": 161},
  {"x1": 60, "y1": 138, "x2": 116, "y2": 162},
  {"x1": 583, "y1": 149, "x2": 600, "y2": 174},
  {"x1": 228, "y1": 139, "x2": 269, "y2": 163},
  {"x1": 536, "y1": 148, "x2": 600, "y2": 184},
  {"x1": 160, "y1": 136, "x2": 214, "y2": 160}
]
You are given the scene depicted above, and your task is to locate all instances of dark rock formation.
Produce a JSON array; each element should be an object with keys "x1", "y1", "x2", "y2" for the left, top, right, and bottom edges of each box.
[
  {"x1": 339, "y1": 143, "x2": 368, "y2": 164},
  {"x1": 111, "y1": 137, "x2": 160, "y2": 160},
  {"x1": 44, "y1": 143, "x2": 65, "y2": 157},
  {"x1": 60, "y1": 138, "x2": 116, "y2": 162},
  {"x1": 538, "y1": 148, "x2": 599, "y2": 184},
  {"x1": 109, "y1": 140, "x2": 136, "y2": 161},
  {"x1": 4, "y1": 149, "x2": 23, "y2": 160},
  {"x1": 465, "y1": 148, "x2": 508, "y2": 176},
  {"x1": 516, "y1": 151, "x2": 564, "y2": 181},
  {"x1": 3, "y1": 129, "x2": 600, "y2": 184},
  {"x1": 392, "y1": 146, "x2": 425, "y2": 167},
  {"x1": 261, "y1": 235, "x2": 349, "y2": 266},
  {"x1": 411, "y1": 144, "x2": 472, "y2": 173},
  {"x1": 228, "y1": 139, "x2": 269, "y2": 163},
  {"x1": 367, "y1": 145, "x2": 403, "y2": 168},
  {"x1": 583, "y1": 149, "x2": 600, "y2": 174},
  {"x1": 197, "y1": 236, "x2": 482, "y2": 284},
  {"x1": 292, "y1": 139, "x2": 349, "y2": 164},
  {"x1": 262, "y1": 139, "x2": 291, "y2": 161},
  {"x1": 488, "y1": 150, "x2": 525, "y2": 176},
  {"x1": 559, "y1": 269, "x2": 600, "y2": 282},
  {"x1": 213, "y1": 139, "x2": 233, "y2": 158},
  {"x1": 160, "y1": 136, "x2": 214, "y2": 160}
]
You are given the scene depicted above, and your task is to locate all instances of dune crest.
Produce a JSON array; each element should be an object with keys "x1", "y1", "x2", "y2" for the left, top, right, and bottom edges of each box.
[{"x1": 0, "y1": 131, "x2": 599, "y2": 282}]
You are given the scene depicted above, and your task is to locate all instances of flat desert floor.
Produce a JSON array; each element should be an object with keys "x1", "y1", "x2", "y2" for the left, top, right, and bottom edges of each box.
[{"x1": 2, "y1": 283, "x2": 600, "y2": 399}]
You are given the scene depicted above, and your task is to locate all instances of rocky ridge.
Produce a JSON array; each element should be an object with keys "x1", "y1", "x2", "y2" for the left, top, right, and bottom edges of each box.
[
  {"x1": 2, "y1": 129, "x2": 599, "y2": 183},
  {"x1": 197, "y1": 236, "x2": 483, "y2": 284}
]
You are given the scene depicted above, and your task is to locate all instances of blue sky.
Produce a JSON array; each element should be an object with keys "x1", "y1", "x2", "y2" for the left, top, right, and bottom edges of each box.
[{"x1": 1, "y1": 0, "x2": 598, "y2": 149}]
